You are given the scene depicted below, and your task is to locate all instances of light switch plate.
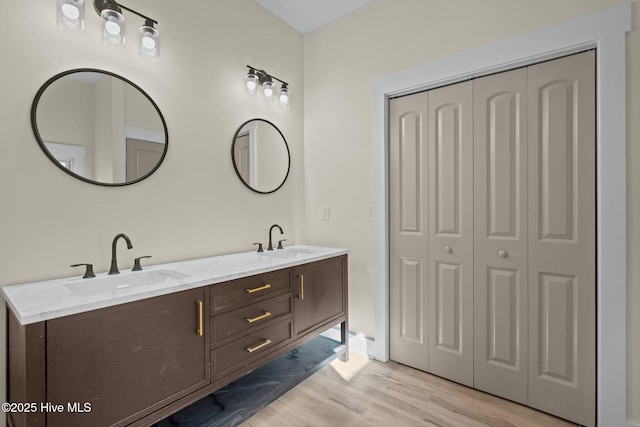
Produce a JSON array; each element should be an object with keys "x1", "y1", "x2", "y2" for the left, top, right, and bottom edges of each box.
[
  {"x1": 321, "y1": 205, "x2": 331, "y2": 221},
  {"x1": 365, "y1": 204, "x2": 374, "y2": 222}
]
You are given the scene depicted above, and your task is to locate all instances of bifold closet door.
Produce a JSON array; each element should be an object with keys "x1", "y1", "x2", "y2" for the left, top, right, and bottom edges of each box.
[
  {"x1": 473, "y1": 68, "x2": 529, "y2": 404},
  {"x1": 427, "y1": 81, "x2": 474, "y2": 387},
  {"x1": 389, "y1": 52, "x2": 595, "y2": 427},
  {"x1": 527, "y1": 51, "x2": 596, "y2": 427},
  {"x1": 389, "y1": 92, "x2": 430, "y2": 371}
]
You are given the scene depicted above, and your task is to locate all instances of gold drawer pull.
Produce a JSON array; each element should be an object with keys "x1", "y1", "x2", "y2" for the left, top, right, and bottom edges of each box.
[
  {"x1": 196, "y1": 300, "x2": 203, "y2": 337},
  {"x1": 298, "y1": 274, "x2": 304, "y2": 300},
  {"x1": 246, "y1": 311, "x2": 272, "y2": 323},
  {"x1": 246, "y1": 284, "x2": 271, "y2": 294},
  {"x1": 246, "y1": 339, "x2": 272, "y2": 353}
]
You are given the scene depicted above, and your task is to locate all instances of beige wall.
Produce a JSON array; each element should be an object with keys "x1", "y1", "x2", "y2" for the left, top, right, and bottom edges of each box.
[
  {"x1": 0, "y1": 2, "x2": 303, "y2": 426},
  {"x1": 302, "y1": 0, "x2": 639, "y2": 423}
]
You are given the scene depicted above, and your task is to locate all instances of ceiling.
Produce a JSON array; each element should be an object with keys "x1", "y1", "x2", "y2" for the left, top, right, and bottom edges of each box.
[{"x1": 255, "y1": 0, "x2": 373, "y2": 34}]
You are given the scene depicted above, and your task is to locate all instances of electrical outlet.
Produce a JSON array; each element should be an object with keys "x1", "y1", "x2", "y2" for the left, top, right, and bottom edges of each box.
[
  {"x1": 365, "y1": 204, "x2": 374, "y2": 222},
  {"x1": 321, "y1": 205, "x2": 331, "y2": 221}
]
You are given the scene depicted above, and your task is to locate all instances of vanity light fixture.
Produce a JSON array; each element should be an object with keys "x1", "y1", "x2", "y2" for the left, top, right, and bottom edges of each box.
[
  {"x1": 56, "y1": 0, "x2": 160, "y2": 60},
  {"x1": 245, "y1": 65, "x2": 290, "y2": 109}
]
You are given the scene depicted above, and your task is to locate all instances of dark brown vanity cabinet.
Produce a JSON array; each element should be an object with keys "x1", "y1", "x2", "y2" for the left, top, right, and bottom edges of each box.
[
  {"x1": 209, "y1": 268, "x2": 295, "y2": 379},
  {"x1": 46, "y1": 287, "x2": 209, "y2": 427},
  {"x1": 293, "y1": 256, "x2": 347, "y2": 339},
  {"x1": 7, "y1": 255, "x2": 348, "y2": 427}
]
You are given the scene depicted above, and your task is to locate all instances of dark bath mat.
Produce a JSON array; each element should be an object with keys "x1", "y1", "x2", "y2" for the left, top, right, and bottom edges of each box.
[{"x1": 153, "y1": 334, "x2": 341, "y2": 427}]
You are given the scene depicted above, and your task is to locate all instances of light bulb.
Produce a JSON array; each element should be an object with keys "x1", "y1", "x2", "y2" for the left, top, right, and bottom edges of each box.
[
  {"x1": 142, "y1": 34, "x2": 156, "y2": 50},
  {"x1": 57, "y1": 0, "x2": 84, "y2": 34},
  {"x1": 101, "y1": 8, "x2": 125, "y2": 47},
  {"x1": 61, "y1": 4, "x2": 80, "y2": 20},
  {"x1": 105, "y1": 18, "x2": 121, "y2": 35},
  {"x1": 139, "y1": 21, "x2": 159, "y2": 60},
  {"x1": 263, "y1": 78, "x2": 275, "y2": 103},
  {"x1": 279, "y1": 85, "x2": 290, "y2": 108},
  {"x1": 245, "y1": 70, "x2": 258, "y2": 96}
]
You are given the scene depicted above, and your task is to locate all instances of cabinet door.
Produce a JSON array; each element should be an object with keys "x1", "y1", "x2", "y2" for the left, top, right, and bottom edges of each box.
[
  {"x1": 293, "y1": 256, "x2": 346, "y2": 338},
  {"x1": 46, "y1": 288, "x2": 209, "y2": 427}
]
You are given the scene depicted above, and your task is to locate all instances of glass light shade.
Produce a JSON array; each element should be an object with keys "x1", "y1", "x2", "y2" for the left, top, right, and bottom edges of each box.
[
  {"x1": 263, "y1": 80, "x2": 275, "y2": 103},
  {"x1": 139, "y1": 23, "x2": 159, "y2": 60},
  {"x1": 279, "y1": 85, "x2": 290, "y2": 109},
  {"x1": 101, "y1": 9, "x2": 125, "y2": 47},
  {"x1": 245, "y1": 71, "x2": 258, "y2": 96},
  {"x1": 56, "y1": 0, "x2": 85, "y2": 34}
]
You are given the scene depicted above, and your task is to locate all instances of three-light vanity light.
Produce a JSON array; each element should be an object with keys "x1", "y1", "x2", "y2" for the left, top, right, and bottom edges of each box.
[
  {"x1": 245, "y1": 66, "x2": 290, "y2": 109},
  {"x1": 56, "y1": 0, "x2": 160, "y2": 60}
]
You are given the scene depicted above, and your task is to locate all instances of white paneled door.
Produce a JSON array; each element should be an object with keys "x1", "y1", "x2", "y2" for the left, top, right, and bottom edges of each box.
[
  {"x1": 473, "y1": 67, "x2": 529, "y2": 405},
  {"x1": 125, "y1": 138, "x2": 164, "y2": 181},
  {"x1": 389, "y1": 92, "x2": 429, "y2": 372},
  {"x1": 388, "y1": 51, "x2": 595, "y2": 427},
  {"x1": 527, "y1": 52, "x2": 596, "y2": 427},
  {"x1": 427, "y1": 81, "x2": 474, "y2": 387}
]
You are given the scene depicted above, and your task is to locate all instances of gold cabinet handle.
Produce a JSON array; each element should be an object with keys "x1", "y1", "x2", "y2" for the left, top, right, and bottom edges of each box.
[
  {"x1": 298, "y1": 274, "x2": 304, "y2": 300},
  {"x1": 246, "y1": 311, "x2": 272, "y2": 323},
  {"x1": 245, "y1": 284, "x2": 271, "y2": 294},
  {"x1": 246, "y1": 339, "x2": 272, "y2": 353},
  {"x1": 196, "y1": 300, "x2": 203, "y2": 336}
]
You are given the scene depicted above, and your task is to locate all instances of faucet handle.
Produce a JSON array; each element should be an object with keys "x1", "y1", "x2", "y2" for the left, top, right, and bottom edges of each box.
[
  {"x1": 277, "y1": 239, "x2": 287, "y2": 250},
  {"x1": 70, "y1": 263, "x2": 96, "y2": 279},
  {"x1": 132, "y1": 256, "x2": 152, "y2": 271},
  {"x1": 253, "y1": 243, "x2": 264, "y2": 253}
]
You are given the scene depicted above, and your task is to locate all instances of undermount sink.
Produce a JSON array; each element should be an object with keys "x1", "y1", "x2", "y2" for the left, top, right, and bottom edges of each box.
[
  {"x1": 259, "y1": 247, "x2": 321, "y2": 259},
  {"x1": 65, "y1": 269, "x2": 191, "y2": 297}
]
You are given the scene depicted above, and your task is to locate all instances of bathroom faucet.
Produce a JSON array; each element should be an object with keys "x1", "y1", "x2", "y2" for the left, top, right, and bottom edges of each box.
[
  {"x1": 109, "y1": 233, "x2": 133, "y2": 275},
  {"x1": 268, "y1": 224, "x2": 283, "y2": 251}
]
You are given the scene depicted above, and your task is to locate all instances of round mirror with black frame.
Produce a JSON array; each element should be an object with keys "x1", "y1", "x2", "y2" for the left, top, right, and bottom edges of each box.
[
  {"x1": 31, "y1": 68, "x2": 168, "y2": 186},
  {"x1": 231, "y1": 119, "x2": 290, "y2": 194}
]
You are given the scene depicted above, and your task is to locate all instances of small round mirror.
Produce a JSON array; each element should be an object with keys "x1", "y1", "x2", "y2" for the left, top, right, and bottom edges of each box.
[
  {"x1": 231, "y1": 119, "x2": 290, "y2": 194},
  {"x1": 31, "y1": 69, "x2": 168, "y2": 186}
]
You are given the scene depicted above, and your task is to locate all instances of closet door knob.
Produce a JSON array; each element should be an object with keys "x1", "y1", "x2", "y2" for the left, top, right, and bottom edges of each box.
[
  {"x1": 444, "y1": 245, "x2": 453, "y2": 254},
  {"x1": 498, "y1": 250, "x2": 507, "y2": 258}
]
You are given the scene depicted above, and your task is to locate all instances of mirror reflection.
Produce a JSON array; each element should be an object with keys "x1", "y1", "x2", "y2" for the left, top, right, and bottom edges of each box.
[
  {"x1": 31, "y1": 69, "x2": 168, "y2": 186},
  {"x1": 232, "y1": 119, "x2": 290, "y2": 194}
]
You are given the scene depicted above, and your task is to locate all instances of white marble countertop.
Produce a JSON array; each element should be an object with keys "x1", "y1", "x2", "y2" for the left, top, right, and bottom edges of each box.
[{"x1": 3, "y1": 245, "x2": 348, "y2": 325}]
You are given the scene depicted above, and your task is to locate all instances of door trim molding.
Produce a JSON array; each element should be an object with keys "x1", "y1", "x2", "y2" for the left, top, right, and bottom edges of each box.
[{"x1": 371, "y1": 3, "x2": 630, "y2": 425}]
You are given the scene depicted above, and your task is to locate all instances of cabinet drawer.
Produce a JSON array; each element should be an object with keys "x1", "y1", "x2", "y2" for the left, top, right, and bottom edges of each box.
[
  {"x1": 211, "y1": 294, "x2": 292, "y2": 347},
  {"x1": 210, "y1": 268, "x2": 292, "y2": 314},
  {"x1": 211, "y1": 319, "x2": 293, "y2": 378}
]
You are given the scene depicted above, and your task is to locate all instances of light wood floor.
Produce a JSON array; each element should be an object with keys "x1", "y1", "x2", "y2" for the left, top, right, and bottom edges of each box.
[{"x1": 241, "y1": 352, "x2": 577, "y2": 427}]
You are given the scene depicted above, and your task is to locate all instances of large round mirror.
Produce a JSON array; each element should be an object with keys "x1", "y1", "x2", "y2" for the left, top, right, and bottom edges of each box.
[
  {"x1": 31, "y1": 69, "x2": 168, "y2": 186},
  {"x1": 231, "y1": 119, "x2": 290, "y2": 194}
]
